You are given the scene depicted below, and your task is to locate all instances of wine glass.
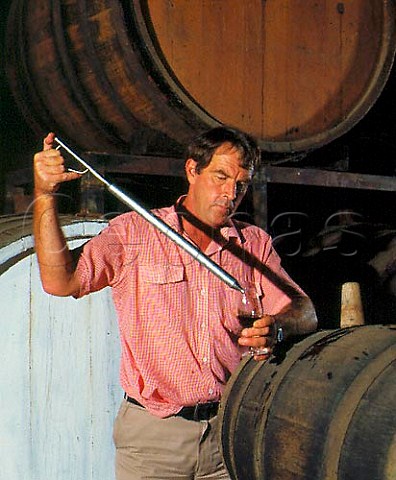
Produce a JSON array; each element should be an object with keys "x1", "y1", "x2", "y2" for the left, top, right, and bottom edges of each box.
[{"x1": 237, "y1": 282, "x2": 268, "y2": 356}]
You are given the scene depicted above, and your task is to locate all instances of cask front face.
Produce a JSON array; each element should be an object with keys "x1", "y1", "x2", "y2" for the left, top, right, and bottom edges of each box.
[
  {"x1": 5, "y1": 1, "x2": 396, "y2": 155},
  {"x1": 0, "y1": 216, "x2": 121, "y2": 480}
]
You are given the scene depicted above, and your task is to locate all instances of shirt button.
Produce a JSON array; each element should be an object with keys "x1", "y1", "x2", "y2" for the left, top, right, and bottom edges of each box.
[
  {"x1": 200, "y1": 289, "x2": 206, "y2": 296},
  {"x1": 208, "y1": 389, "x2": 214, "y2": 395},
  {"x1": 202, "y1": 357, "x2": 208, "y2": 363}
]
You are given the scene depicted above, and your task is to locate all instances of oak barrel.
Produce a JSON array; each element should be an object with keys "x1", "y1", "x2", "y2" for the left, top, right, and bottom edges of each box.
[
  {"x1": 5, "y1": 1, "x2": 396, "y2": 154},
  {"x1": 0, "y1": 214, "x2": 121, "y2": 480},
  {"x1": 218, "y1": 325, "x2": 396, "y2": 480}
]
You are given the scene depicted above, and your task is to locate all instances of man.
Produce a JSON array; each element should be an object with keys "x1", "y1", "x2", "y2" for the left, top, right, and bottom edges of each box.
[{"x1": 33, "y1": 126, "x2": 317, "y2": 479}]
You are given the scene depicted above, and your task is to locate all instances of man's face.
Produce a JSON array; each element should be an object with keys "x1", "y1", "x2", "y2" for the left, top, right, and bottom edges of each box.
[{"x1": 183, "y1": 144, "x2": 252, "y2": 229}]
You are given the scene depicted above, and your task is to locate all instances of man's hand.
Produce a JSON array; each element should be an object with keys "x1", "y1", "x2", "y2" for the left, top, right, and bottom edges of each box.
[
  {"x1": 34, "y1": 132, "x2": 81, "y2": 196},
  {"x1": 238, "y1": 314, "x2": 277, "y2": 361}
]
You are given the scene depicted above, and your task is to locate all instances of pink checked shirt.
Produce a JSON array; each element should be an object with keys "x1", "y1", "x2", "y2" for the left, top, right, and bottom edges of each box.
[{"x1": 75, "y1": 202, "x2": 305, "y2": 417}]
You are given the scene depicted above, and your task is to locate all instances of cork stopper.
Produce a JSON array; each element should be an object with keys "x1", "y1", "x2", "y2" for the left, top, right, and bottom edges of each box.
[{"x1": 340, "y1": 282, "x2": 365, "y2": 328}]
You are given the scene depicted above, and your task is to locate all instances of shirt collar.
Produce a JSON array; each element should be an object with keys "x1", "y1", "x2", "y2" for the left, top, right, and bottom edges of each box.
[{"x1": 160, "y1": 196, "x2": 244, "y2": 246}]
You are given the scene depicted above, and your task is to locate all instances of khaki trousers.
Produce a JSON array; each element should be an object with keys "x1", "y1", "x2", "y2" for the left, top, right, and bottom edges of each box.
[{"x1": 113, "y1": 400, "x2": 231, "y2": 480}]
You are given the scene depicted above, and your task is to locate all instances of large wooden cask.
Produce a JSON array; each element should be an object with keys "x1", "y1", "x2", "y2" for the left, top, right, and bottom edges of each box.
[
  {"x1": 5, "y1": 1, "x2": 396, "y2": 154},
  {"x1": 0, "y1": 215, "x2": 121, "y2": 480},
  {"x1": 218, "y1": 325, "x2": 396, "y2": 480}
]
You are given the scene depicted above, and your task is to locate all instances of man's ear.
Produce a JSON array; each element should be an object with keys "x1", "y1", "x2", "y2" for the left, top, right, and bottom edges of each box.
[{"x1": 185, "y1": 159, "x2": 198, "y2": 183}]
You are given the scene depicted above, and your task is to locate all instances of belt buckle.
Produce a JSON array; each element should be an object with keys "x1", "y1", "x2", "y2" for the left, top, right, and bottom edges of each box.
[{"x1": 193, "y1": 403, "x2": 201, "y2": 421}]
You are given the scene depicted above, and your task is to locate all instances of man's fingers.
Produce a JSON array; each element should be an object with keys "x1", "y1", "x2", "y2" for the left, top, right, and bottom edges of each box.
[
  {"x1": 43, "y1": 132, "x2": 56, "y2": 151},
  {"x1": 63, "y1": 170, "x2": 83, "y2": 182},
  {"x1": 43, "y1": 169, "x2": 82, "y2": 183}
]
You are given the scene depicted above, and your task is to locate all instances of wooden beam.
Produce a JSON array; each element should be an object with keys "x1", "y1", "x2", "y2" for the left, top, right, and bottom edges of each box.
[
  {"x1": 85, "y1": 152, "x2": 185, "y2": 177},
  {"x1": 263, "y1": 166, "x2": 396, "y2": 192}
]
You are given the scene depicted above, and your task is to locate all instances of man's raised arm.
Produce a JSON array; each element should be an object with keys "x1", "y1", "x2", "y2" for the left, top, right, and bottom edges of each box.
[{"x1": 33, "y1": 133, "x2": 83, "y2": 297}]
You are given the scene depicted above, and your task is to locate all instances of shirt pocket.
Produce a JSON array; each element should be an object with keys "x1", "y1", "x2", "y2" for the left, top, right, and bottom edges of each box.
[{"x1": 140, "y1": 264, "x2": 185, "y2": 285}]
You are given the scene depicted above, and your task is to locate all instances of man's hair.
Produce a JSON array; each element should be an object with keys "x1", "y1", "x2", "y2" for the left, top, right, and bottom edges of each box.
[{"x1": 185, "y1": 126, "x2": 261, "y2": 174}]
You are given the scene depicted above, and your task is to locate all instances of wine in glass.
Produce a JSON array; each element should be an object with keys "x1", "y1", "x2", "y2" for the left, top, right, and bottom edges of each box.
[{"x1": 237, "y1": 282, "x2": 268, "y2": 356}]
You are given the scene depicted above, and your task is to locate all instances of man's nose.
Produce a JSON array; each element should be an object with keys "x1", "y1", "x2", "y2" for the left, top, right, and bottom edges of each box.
[{"x1": 223, "y1": 180, "x2": 237, "y2": 200}]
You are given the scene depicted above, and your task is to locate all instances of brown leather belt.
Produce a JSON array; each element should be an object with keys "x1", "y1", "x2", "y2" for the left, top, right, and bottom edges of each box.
[{"x1": 124, "y1": 394, "x2": 219, "y2": 421}]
